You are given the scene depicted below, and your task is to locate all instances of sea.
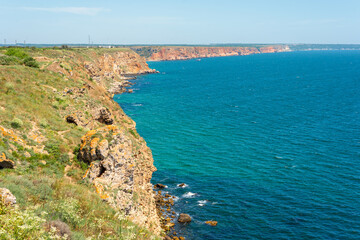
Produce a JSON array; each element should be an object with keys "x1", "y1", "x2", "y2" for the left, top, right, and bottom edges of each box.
[{"x1": 114, "y1": 51, "x2": 360, "y2": 240}]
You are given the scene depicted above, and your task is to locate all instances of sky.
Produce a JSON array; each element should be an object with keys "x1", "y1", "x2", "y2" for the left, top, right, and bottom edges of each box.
[{"x1": 1, "y1": 0, "x2": 360, "y2": 45}]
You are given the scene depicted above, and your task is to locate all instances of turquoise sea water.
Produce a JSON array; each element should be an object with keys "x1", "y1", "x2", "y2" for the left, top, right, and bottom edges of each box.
[{"x1": 114, "y1": 51, "x2": 360, "y2": 240}]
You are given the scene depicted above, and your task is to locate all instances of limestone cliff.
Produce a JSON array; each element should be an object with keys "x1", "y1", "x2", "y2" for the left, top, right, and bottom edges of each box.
[
  {"x1": 0, "y1": 47, "x2": 162, "y2": 237},
  {"x1": 133, "y1": 45, "x2": 290, "y2": 61}
]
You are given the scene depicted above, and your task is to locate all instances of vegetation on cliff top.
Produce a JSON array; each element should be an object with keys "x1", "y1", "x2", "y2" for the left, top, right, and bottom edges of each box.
[{"x1": 0, "y1": 47, "x2": 159, "y2": 239}]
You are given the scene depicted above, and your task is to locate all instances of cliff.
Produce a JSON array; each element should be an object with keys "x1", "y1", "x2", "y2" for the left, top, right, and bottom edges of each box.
[
  {"x1": 132, "y1": 45, "x2": 290, "y2": 61},
  {"x1": 0, "y1": 47, "x2": 161, "y2": 239}
]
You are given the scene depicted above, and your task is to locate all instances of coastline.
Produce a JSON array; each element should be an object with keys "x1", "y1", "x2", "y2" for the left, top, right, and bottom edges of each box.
[
  {"x1": 132, "y1": 45, "x2": 291, "y2": 61},
  {"x1": 0, "y1": 47, "x2": 163, "y2": 238}
]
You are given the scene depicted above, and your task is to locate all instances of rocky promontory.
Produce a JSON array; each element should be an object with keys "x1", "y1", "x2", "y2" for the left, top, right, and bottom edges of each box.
[
  {"x1": 132, "y1": 45, "x2": 290, "y2": 61},
  {"x1": 0, "y1": 47, "x2": 162, "y2": 239}
]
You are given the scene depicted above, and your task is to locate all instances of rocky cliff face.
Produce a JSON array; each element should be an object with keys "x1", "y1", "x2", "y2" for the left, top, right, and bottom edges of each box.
[
  {"x1": 36, "y1": 49, "x2": 157, "y2": 95},
  {"x1": 133, "y1": 45, "x2": 290, "y2": 61},
  {"x1": 19, "y1": 48, "x2": 162, "y2": 234}
]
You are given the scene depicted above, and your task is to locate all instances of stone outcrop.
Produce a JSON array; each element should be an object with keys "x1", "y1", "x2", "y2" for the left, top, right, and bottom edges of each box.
[
  {"x1": 0, "y1": 153, "x2": 14, "y2": 169},
  {"x1": 133, "y1": 45, "x2": 290, "y2": 61},
  {"x1": 94, "y1": 107, "x2": 114, "y2": 125},
  {"x1": 78, "y1": 125, "x2": 161, "y2": 233},
  {"x1": 178, "y1": 213, "x2": 191, "y2": 223},
  {"x1": 154, "y1": 183, "x2": 166, "y2": 189},
  {"x1": 0, "y1": 188, "x2": 16, "y2": 205}
]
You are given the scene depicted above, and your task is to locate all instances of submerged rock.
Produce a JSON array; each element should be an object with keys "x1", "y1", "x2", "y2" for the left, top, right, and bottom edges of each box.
[
  {"x1": 205, "y1": 220, "x2": 218, "y2": 226},
  {"x1": 0, "y1": 188, "x2": 16, "y2": 205},
  {"x1": 178, "y1": 213, "x2": 191, "y2": 223}
]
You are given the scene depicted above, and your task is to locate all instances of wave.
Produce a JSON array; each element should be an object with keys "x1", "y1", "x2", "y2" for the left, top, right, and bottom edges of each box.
[
  {"x1": 182, "y1": 192, "x2": 198, "y2": 198},
  {"x1": 197, "y1": 200, "x2": 209, "y2": 206}
]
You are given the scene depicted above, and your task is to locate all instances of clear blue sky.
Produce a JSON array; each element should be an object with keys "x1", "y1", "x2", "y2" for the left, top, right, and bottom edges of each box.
[{"x1": 1, "y1": 0, "x2": 359, "y2": 44}]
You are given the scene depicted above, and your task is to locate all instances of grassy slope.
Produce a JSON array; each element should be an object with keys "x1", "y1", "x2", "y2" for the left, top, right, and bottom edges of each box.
[{"x1": 0, "y1": 48, "x2": 159, "y2": 240}]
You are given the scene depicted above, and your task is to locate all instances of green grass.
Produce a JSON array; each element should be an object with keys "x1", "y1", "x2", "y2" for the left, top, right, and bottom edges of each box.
[{"x1": 0, "y1": 172, "x2": 158, "y2": 239}]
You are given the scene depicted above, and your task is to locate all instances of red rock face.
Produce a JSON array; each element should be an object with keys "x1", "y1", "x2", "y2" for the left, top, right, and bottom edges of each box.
[{"x1": 148, "y1": 46, "x2": 290, "y2": 61}]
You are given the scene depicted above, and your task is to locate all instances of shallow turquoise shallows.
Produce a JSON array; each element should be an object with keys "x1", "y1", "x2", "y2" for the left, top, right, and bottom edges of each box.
[{"x1": 114, "y1": 51, "x2": 360, "y2": 240}]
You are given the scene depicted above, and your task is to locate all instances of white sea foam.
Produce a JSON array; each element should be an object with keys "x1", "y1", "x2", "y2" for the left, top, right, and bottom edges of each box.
[
  {"x1": 197, "y1": 200, "x2": 208, "y2": 206},
  {"x1": 182, "y1": 192, "x2": 198, "y2": 198}
]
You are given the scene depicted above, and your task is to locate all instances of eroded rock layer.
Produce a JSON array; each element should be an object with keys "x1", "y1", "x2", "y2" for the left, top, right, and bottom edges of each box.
[{"x1": 133, "y1": 45, "x2": 290, "y2": 61}]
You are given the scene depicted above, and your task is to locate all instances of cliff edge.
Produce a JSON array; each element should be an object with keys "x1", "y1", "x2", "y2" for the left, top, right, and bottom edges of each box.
[
  {"x1": 132, "y1": 45, "x2": 290, "y2": 61},
  {"x1": 0, "y1": 47, "x2": 161, "y2": 239}
]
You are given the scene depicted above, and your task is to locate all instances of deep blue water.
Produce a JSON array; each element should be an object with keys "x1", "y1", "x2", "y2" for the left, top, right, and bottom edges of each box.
[{"x1": 114, "y1": 51, "x2": 360, "y2": 240}]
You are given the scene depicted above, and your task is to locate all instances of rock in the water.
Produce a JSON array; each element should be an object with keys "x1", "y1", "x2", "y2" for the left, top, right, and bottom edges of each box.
[
  {"x1": 0, "y1": 188, "x2": 16, "y2": 205},
  {"x1": 205, "y1": 220, "x2": 218, "y2": 226},
  {"x1": 154, "y1": 183, "x2": 166, "y2": 189},
  {"x1": 0, "y1": 153, "x2": 15, "y2": 169},
  {"x1": 178, "y1": 213, "x2": 191, "y2": 223},
  {"x1": 178, "y1": 183, "x2": 186, "y2": 188}
]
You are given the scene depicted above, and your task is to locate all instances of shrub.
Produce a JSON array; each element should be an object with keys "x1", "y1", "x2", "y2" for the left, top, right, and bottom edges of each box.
[
  {"x1": 51, "y1": 198, "x2": 83, "y2": 228},
  {"x1": 4, "y1": 48, "x2": 39, "y2": 68},
  {"x1": 5, "y1": 48, "x2": 28, "y2": 59},
  {"x1": 0, "y1": 56, "x2": 20, "y2": 66},
  {"x1": 44, "y1": 220, "x2": 72, "y2": 239},
  {"x1": 11, "y1": 118, "x2": 23, "y2": 129},
  {"x1": 4, "y1": 82, "x2": 15, "y2": 94},
  {"x1": 23, "y1": 56, "x2": 39, "y2": 68},
  {"x1": 0, "y1": 205, "x2": 64, "y2": 239},
  {"x1": 39, "y1": 119, "x2": 49, "y2": 128}
]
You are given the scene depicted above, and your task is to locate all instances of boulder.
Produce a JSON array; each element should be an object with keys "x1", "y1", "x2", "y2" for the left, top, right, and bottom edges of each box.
[
  {"x1": 65, "y1": 115, "x2": 78, "y2": 125},
  {"x1": 205, "y1": 220, "x2": 218, "y2": 226},
  {"x1": 0, "y1": 153, "x2": 14, "y2": 169},
  {"x1": 0, "y1": 188, "x2": 16, "y2": 205},
  {"x1": 154, "y1": 183, "x2": 166, "y2": 189},
  {"x1": 178, "y1": 213, "x2": 191, "y2": 223},
  {"x1": 95, "y1": 107, "x2": 114, "y2": 125}
]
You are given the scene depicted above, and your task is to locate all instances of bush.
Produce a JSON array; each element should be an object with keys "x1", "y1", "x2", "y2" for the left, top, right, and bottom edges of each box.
[
  {"x1": 11, "y1": 118, "x2": 23, "y2": 129},
  {"x1": 0, "y1": 205, "x2": 65, "y2": 239},
  {"x1": 4, "y1": 48, "x2": 39, "y2": 68},
  {"x1": 51, "y1": 198, "x2": 83, "y2": 228},
  {"x1": 39, "y1": 119, "x2": 49, "y2": 128},
  {"x1": 0, "y1": 56, "x2": 20, "y2": 66},
  {"x1": 44, "y1": 220, "x2": 72, "y2": 239},
  {"x1": 23, "y1": 57, "x2": 39, "y2": 68},
  {"x1": 5, "y1": 48, "x2": 28, "y2": 59},
  {"x1": 4, "y1": 82, "x2": 15, "y2": 94}
]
